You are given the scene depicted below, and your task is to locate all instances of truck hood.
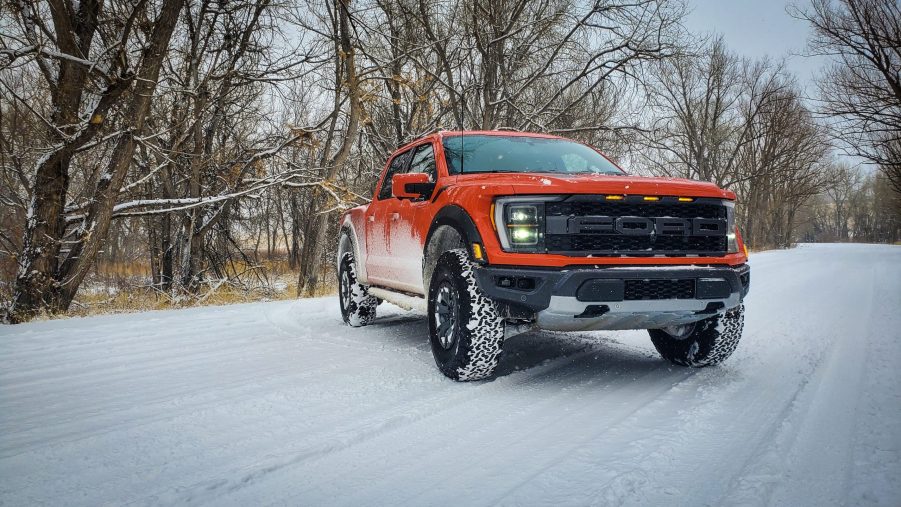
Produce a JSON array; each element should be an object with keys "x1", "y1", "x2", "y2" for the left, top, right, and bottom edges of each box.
[{"x1": 452, "y1": 173, "x2": 735, "y2": 200}]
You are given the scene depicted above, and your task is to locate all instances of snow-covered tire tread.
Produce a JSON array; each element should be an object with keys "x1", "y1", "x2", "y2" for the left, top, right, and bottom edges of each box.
[
  {"x1": 649, "y1": 304, "x2": 744, "y2": 367},
  {"x1": 428, "y1": 249, "x2": 504, "y2": 381},
  {"x1": 339, "y1": 252, "x2": 377, "y2": 327}
]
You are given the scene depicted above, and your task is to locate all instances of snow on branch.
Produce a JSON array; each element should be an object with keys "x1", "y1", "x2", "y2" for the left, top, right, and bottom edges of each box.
[{"x1": 1, "y1": 46, "x2": 108, "y2": 76}]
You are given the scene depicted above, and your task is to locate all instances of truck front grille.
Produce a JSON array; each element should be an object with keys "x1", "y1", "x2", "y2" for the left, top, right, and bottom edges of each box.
[
  {"x1": 546, "y1": 235, "x2": 726, "y2": 253},
  {"x1": 545, "y1": 201, "x2": 725, "y2": 220},
  {"x1": 544, "y1": 196, "x2": 729, "y2": 256}
]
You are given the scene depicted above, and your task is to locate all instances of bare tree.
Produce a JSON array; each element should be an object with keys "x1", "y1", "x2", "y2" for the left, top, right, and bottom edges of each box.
[
  {"x1": 295, "y1": 0, "x2": 364, "y2": 296},
  {"x1": 8, "y1": 0, "x2": 886, "y2": 321},
  {"x1": 792, "y1": 0, "x2": 901, "y2": 186},
  {"x1": 636, "y1": 36, "x2": 833, "y2": 248},
  {"x1": 2, "y1": 0, "x2": 186, "y2": 322},
  {"x1": 1, "y1": 0, "x2": 320, "y2": 320},
  {"x1": 638, "y1": 38, "x2": 789, "y2": 186},
  {"x1": 820, "y1": 163, "x2": 861, "y2": 240},
  {"x1": 291, "y1": 0, "x2": 690, "y2": 295}
]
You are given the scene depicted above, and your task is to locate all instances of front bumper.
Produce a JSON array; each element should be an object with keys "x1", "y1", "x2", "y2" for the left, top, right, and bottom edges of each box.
[{"x1": 473, "y1": 263, "x2": 750, "y2": 331}]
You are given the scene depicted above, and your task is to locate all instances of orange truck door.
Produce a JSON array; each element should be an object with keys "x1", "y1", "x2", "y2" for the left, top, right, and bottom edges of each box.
[
  {"x1": 366, "y1": 148, "x2": 413, "y2": 285},
  {"x1": 387, "y1": 142, "x2": 439, "y2": 294}
]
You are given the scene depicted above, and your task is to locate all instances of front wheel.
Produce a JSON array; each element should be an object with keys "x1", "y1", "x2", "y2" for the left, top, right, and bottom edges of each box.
[
  {"x1": 649, "y1": 304, "x2": 745, "y2": 367},
  {"x1": 427, "y1": 249, "x2": 504, "y2": 381}
]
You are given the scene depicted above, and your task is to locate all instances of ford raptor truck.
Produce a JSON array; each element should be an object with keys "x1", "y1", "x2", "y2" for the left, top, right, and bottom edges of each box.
[{"x1": 336, "y1": 131, "x2": 750, "y2": 381}]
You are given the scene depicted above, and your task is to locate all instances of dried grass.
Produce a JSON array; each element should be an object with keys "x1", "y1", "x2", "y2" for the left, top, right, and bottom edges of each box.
[{"x1": 57, "y1": 260, "x2": 338, "y2": 320}]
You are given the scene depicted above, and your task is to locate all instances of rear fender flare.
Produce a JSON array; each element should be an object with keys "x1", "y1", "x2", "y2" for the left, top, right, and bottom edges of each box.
[{"x1": 338, "y1": 218, "x2": 368, "y2": 285}]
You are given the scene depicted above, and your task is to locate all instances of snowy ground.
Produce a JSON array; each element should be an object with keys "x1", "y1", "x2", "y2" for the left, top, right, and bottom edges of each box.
[{"x1": 1, "y1": 243, "x2": 899, "y2": 506}]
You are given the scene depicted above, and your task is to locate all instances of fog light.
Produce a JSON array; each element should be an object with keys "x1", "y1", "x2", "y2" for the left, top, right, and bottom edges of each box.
[{"x1": 516, "y1": 277, "x2": 535, "y2": 290}]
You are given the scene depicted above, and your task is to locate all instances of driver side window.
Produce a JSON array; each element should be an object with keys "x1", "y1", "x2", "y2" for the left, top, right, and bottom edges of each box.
[
  {"x1": 378, "y1": 149, "x2": 413, "y2": 200},
  {"x1": 408, "y1": 143, "x2": 437, "y2": 182}
]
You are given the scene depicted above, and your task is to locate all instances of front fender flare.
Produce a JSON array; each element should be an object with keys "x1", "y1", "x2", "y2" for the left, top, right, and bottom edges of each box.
[{"x1": 424, "y1": 204, "x2": 486, "y2": 263}]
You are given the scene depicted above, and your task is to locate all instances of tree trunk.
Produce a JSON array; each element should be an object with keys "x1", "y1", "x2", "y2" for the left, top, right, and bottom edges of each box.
[
  {"x1": 6, "y1": 0, "x2": 103, "y2": 322},
  {"x1": 298, "y1": 0, "x2": 362, "y2": 296},
  {"x1": 289, "y1": 194, "x2": 302, "y2": 269},
  {"x1": 49, "y1": 0, "x2": 186, "y2": 312}
]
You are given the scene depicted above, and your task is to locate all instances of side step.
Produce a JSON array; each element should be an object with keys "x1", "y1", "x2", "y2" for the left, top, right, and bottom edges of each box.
[
  {"x1": 368, "y1": 286, "x2": 534, "y2": 340},
  {"x1": 368, "y1": 287, "x2": 427, "y2": 313}
]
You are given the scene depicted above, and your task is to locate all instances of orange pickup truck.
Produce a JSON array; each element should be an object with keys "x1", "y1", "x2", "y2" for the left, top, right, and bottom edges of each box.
[{"x1": 337, "y1": 131, "x2": 750, "y2": 381}]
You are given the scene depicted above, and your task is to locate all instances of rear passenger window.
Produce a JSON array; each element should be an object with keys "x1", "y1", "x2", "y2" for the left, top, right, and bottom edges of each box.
[
  {"x1": 408, "y1": 143, "x2": 437, "y2": 182},
  {"x1": 378, "y1": 149, "x2": 413, "y2": 200}
]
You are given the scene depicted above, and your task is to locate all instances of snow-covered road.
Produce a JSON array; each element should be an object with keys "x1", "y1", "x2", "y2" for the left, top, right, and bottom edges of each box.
[{"x1": 1, "y1": 243, "x2": 899, "y2": 506}]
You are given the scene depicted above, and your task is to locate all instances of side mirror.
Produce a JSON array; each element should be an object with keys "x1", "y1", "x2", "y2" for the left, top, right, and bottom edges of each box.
[{"x1": 392, "y1": 173, "x2": 435, "y2": 199}]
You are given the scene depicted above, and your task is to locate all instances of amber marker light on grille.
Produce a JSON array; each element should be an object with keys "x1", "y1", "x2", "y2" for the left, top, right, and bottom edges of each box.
[
  {"x1": 490, "y1": 203, "x2": 497, "y2": 230},
  {"x1": 643, "y1": 196, "x2": 660, "y2": 201},
  {"x1": 678, "y1": 197, "x2": 694, "y2": 202},
  {"x1": 605, "y1": 195, "x2": 624, "y2": 200}
]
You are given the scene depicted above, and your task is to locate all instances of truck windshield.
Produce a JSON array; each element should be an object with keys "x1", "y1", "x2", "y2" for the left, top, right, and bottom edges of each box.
[{"x1": 442, "y1": 135, "x2": 624, "y2": 175}]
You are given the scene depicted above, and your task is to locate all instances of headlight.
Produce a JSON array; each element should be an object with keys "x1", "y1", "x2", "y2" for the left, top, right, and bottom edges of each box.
[
  {"x1": 507, "y1": 205, "x2": 539, "y2": 246},
  {"x1": 494, "y1": 197, "x2": 557, "y2": 252},
  {"x1": 725, "y1": 201, "x2": 739, "y2": 253},
  {"x1": 727, "y1": 231, "x2": 739, "y2": 253}
]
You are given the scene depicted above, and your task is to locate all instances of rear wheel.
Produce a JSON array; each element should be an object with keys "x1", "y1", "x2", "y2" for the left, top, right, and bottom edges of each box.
[
  {"x1": 649, "y1": 304, "x2": 744, "y2": 367},
  {"x1": 427, "y1": 249, "x2": 504, "y2": 381},
  {"x1": 338, "y1": 252, "x2": 377, "y2": 327}
]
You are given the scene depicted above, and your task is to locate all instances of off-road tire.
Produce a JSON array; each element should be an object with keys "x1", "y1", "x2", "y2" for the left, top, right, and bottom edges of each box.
[
  {"x1": 338, "y1": 252, "x2": 378, "y2": 327},
  {"x1": 427, "y1": 249, "x2": 504, "y2": 381},
  {"x1": 649, "y1": 304, "x2": 745, "y2": 367}
]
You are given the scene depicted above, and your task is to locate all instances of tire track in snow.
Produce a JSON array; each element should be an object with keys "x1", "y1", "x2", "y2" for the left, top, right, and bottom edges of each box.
[
  {"x1": 2, "y1": 244, "x2": 899, "y2": 507},
  {"x1": 155, "y1": 343, "x2": 611, "y2": 505},
  {"x1": 455, "y1": 253, "x2": 853, "y2": 506},
  {"x1": 427, "y1": 368, "x2": 702, "y2": 507},
  {"x1": 2, "y1": 303, "x2": 425, "y2": 463},
  {"x1": 243, "y1": 341, "x2": 694, "y2": 506},
  {"x1": 718, "y1": 258, "x2": 877, "y2": 506},
  {"x1": 0, "y1": 351, "x2": 374, "y2": 458},
  {"x1": 163, "y1": 333, "x2": 683, "y2": 505}
]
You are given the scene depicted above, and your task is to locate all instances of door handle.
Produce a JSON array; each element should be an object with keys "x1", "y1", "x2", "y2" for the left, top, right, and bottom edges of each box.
[{"x1": 391, "y1": 212, "x2": 400, "y2": 221}]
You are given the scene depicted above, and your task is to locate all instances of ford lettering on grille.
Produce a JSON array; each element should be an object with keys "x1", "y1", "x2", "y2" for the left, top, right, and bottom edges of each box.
[
  {"x1": 565, "y1": 216, "x2": 726, "y2": 236},
  {"x1": 544, "y1": 197, "x2": 730, "y2": 256},
  {"x1": 545, "y1": 215, "x2": 727, "y2": 236}
]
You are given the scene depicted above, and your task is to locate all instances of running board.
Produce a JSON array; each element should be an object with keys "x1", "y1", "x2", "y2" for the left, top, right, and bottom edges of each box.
[
  {"x1": 368, "y1": 287, "x2": 427, "y2": 313},
  {"x1": 370, "y1": 286, "x2": 534, "y2": 340}
]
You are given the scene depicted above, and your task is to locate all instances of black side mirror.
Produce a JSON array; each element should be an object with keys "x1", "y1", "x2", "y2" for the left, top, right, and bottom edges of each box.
[{"x1": 405, "y1": 182, "x2": 436, "y2": 199}]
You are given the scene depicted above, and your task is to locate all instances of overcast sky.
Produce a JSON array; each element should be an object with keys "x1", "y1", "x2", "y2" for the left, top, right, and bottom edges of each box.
[{"x1": 684, "y1": 0, "x2": 828, "y2": 91}]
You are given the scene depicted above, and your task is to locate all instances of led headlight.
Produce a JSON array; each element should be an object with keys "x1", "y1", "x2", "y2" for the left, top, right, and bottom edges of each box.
[
  {"x1": 507, "y1": 205, "x2": 539, "y2": 246},
  {"x1": 727, "y1": 231, "x2": 739, "y2": 253},
  {"x1": 725, "y1": 201, "x2": 739, "y2": 253},
  {"x1": 494, "y1": 197, "x2": 558, "y2": 252}
]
